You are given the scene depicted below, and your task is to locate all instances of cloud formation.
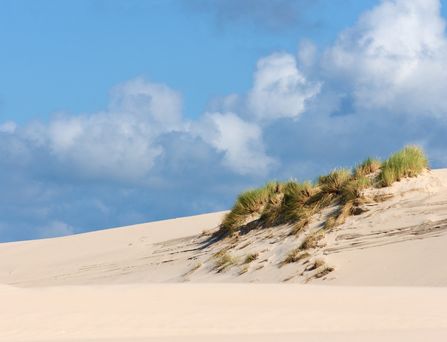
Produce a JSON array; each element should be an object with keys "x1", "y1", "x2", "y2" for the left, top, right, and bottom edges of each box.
[
  {"x1": 324, "y1": 0, "x2": 447, "y2": 117},
  {"x1": 3, "y1": 0, "x2": 447, "y2": 241},
  {"x1": 248, "y1": 53, "x2": 321, "y2": 121}
]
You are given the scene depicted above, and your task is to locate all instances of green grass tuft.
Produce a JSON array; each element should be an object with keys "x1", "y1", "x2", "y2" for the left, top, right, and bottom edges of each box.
[
  {"x1": 341, "y1": 176, "x2": 370, "y2": 202},
  {"x1": 379, "y1": 145, "x2": 428, "y2": 187},
  {"x1": 353, "y1": 157, "x2": 381, "y2": 178},
  {"x1": 217, "y1": 145, "x2": 429, "y2": 241},
  {"x1": 220, "y1": 184, "x2": 275, "y2": 235},
  {"x1": 213, "y1": 251, "x2": 237, "y2": 272},
  {"x1": 318, "y1": 168, "x2": 352, "y2": 195},
  {"x1": 243, "y1": 252, "x2": 259, "y2": 264}
]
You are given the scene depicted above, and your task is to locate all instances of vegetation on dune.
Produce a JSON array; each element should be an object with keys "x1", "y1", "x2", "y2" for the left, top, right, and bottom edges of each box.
[
  {"x1": 379, "y1": 145, "x2": 428, "y2": 187},
  {"x1": 282, "y1": 249, "x2": 310, "y2": 265},
  {"x1": 213, "y1": 250, "x2": 237, "y2": 272},
  {"x1": 220, "y1": 185, "x2": 273, "y2": 235},
  {"x1": 353, "y1": 157, "x2": 381, "y2": 178},
  {"x1": 218, "y1": 145, "x2": 429, "y2": 238},
  {"x1": 243, "y1": 252, "x2": 259, "y2": 264}
]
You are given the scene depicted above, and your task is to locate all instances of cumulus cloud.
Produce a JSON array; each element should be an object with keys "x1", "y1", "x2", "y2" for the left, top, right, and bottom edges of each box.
[
  {"x1": 196, "y1": 112, "x2": 274, "y2": 175},
  {"x1": 20, "y1": 78, "x2": 184, "y2": 182},
  {"x1": 247, "y1": 53, "x2": 321, "y2": 121},
  {"x1": 324, "y1": 0, "x2": 447, "y2": 117}
]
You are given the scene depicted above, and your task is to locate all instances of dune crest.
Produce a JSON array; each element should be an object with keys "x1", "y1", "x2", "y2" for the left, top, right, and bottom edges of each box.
[{"x1": 1, "y1": 170, "x2": 447, "y2": 286}]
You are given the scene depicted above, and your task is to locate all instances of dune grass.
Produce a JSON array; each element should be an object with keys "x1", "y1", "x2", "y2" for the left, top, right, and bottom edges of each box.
[
  {"x1": 243, "y1": 252, "x2": 259, "y2": 264},
  {"x1": 282, "y1": 249, "x2": 310, "y2": 265},
  {"x1": 218, "y1": 145, "x2": 429, "y2": 238},
  {"x1": 379, "y1": 146, "x2": 428, "y2": 187},
  {"x1": 220, "y1": 184, "x2": 274, "y2": 235},
  {"x1": 213, "y1": 251, "x2": 237, "y2": 272},
  {"x1": 353, "y1": 157, "x2": 381, "y2": 178},
  {"x1": 299, "y1": 230, "x2": 324, "y2": 250}
]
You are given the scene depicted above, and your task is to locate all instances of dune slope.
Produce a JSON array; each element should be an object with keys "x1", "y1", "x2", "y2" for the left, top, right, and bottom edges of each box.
[{"x1": 2, "y1": 170, "x2": 447, "y2": 341}]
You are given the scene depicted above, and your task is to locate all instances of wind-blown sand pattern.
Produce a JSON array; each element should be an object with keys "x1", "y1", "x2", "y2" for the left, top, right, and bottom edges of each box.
[{"x1": 2, "y1": 170, "x2": 447, "y2": 340}]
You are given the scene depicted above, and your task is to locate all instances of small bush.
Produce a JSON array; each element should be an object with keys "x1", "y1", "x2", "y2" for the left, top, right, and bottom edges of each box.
[
  {"x1": 341, "y1": 176, "x2": 370, "y2": 202},
  {"x1": 259, "y1": 182, "x2": 286, "y2": 226},
  {"x1": 379, "y1": 145, "x2": 428, "y2": 187},
  {"x1": 220, "y1": 184, "x2": 275, "y2": 235},
  {"x1": 318, "y1": 168, "x2": 352, "y2": 196},
  {"x1": 243, "y1": 252, "x2": 259, "y2": 264},
  {"x1": 281, "y1": 181, "x2": 315, "y2": 222},
  {"x1": 213, "y1": 251, "x2": 236, "y2": 272},
  {"x1": 300, "y1": 231, "x2": 324, "y2": 250},
  {"x1": 282, "y1": 249, "x2": 310, "y2": 265},
  {"x1": 353, "y1": 157, "x2": 381, "y2": 178}
]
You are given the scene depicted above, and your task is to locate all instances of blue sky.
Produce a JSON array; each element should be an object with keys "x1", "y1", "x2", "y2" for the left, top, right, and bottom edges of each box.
[
  {"x1": 1, "y1": 0, "x2": 447, "y2": 241},
  {"x1": 0, "y1": 0, "x2": 377, "y2": 123}
]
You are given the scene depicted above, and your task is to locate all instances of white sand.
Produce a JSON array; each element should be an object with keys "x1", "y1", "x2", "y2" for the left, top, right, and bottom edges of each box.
[
  {"x1": 2, "y1": 284, "x2": 447, "y2": 342},
  {"x1": 2, "y1": 170, "x2": 447, "y2": 341}
]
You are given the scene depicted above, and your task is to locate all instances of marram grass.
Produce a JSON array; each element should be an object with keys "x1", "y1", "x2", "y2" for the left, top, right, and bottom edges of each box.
[
  {"x1": 379, "y1": 146, "x2": 428, "y2": 187},
  {"x1": 218, "y1": 145, "x2": 429, "y2": 237}
]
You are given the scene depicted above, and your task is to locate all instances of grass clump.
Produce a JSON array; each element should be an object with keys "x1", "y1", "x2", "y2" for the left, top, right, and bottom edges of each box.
[
  {"x1": 218, "y1": 145, "x2": 428, "y2": 242},
  {"x1": 259, "y1": 182, "x2": 287, "y2": 226},
  {"x1": 243, "y1": 252, "x2": 259, "y2": 264},
  {"x1": 299, "y1": 231, "x2": 324, "y2": 250},
  {"x1": 353, "y1": 157, "x2": 381, "y2": 178},
  {"x1": 281, "y1": 181, "x2": 315, "y2": 221},
  {"x1": 213, "y1": 251, "x2": 237, "y2": 272},
  {"x1": 282, "y1": 249, "x2": 310, "y2": 265},
  {"x1": 379, "y1": 145, "x2": 428, "y2": 187},
  {"x1": 220, "y1": 185, "x2": 273, "y2": 235},
  {"x1": 318, "y1": 168, "x2": 352, "y2": 195},
  {"x1": 341, "y1": 176, "x2": 370, "y2": 202}
]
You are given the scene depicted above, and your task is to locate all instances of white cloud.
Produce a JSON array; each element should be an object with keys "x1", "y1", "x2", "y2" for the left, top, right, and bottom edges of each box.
[
  {"x1": 196, "y1": 112, "x2": 274, "y2": 175},
  {"x1": 21, "y1": 78, "x2": 184, "y2": 182},
  {"x1": 110, "y1": 78, "x2": 183, "y2": 130},
  {"x1": 324, "y1": 0, "x2": 447, "y2": 117},
  {"x1": 247, "y1": 52, "x2": 321, "y2": 121}
]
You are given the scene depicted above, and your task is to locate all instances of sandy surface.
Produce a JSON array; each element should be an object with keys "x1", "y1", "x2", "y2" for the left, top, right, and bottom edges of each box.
[
  {"x1": 2, "y1": 284, "x2": 447, "y2": 342},
  {"x1": 2, "y1": 169, "x2": 447, "y2": 340}
]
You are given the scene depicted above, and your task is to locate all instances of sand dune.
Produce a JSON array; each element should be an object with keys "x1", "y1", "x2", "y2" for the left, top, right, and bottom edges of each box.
[{"x1": 2, "y1": 170, "x2": 447, "y2": 340}]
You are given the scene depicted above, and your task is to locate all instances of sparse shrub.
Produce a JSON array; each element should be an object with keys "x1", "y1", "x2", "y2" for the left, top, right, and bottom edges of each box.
[
  {"x1": 379, "y1": 145, "x2": 428, "y2": 187},
  {"x1": 217, "y1": 145, "x2": 428, "y2": 243},
  {"x1": 306, "y1": 259, "x2": 334, "y2": 279},
  {"x1": 300, "y1": 231, "x2": 324, "y2": 250},
  {"x1": 290, "y1": 213, "x2": 312, "y2": 235},
  {"x1": 341, "y1": 176, "x2": 370, "y2": 202},
  {"x1": 260, "y1": 182, "x2": 286, "y2": 226},
  {"x1": 323, "y1": 216, "x2": 337, "y2": 230},
  {"x1": 244, "y1": 252, "x2": 259, "y2": 264},
  {"x1": 353, "y1": 157, "x2": 381, "y2": 178},
  {"x1": 282, "y1": 249, "x2": 310, "y2": 265},
  {"x1": 220, "y1": 185, "x2": 274, "y2": 235},
  {"x1": 281, "y1": 181, "x2": 315, "y2": 222},
  {"x1": 213, "y1": 251, "x2": 236, "y2": 272},
  {"x1": 318, "y1": 168, "x2": 352, "y2": 195}
]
